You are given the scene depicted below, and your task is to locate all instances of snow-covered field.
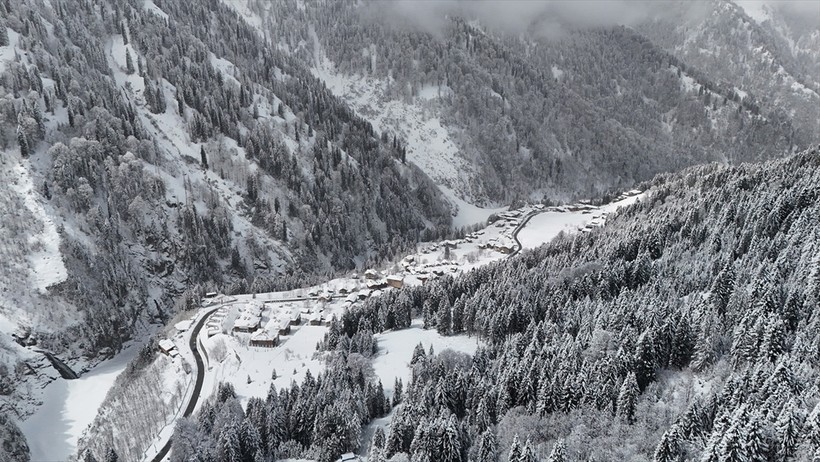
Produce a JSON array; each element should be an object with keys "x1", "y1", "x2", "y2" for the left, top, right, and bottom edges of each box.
[
  {"x1": 20, "y1": 345, "x2": 141, "y2": 462},
  {"x1": 518, "y1": 191, "x2": 646, "y2": 250},
  {"x1": 372, "y1": 321, "x2": 478, "y2": 396}
]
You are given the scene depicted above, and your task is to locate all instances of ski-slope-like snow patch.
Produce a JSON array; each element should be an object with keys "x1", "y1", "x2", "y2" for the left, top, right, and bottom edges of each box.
[
  {"x1": 735, "y1": 0, "x2": 772, "y2": 24},
  {"x1": 417, "y1": 84, "x2": 451, "y2": 101},
  {"x1": 8, "y1": 161, "x2": 67, "y2": 292},
  {"x1": 440, "y1": 185, "x2": 505, "y2": 228},
  {"x1": 21, "y1": 345, "x2": 141, "y2": 462},
  {"x1": 372, "y1": 321, "x2": 478, "y2": 396}
]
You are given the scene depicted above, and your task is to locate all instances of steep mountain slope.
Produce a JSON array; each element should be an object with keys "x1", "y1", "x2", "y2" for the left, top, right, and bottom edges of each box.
[
  {"x1": 0, "y1": 0, "x2": 449, "y2": 423},
  {"x1": 638, "y1": 0, "x2": 819, "y2": 149},
  {"x1": 235, "y1": 0, "x2": 799, "y2": 205}
]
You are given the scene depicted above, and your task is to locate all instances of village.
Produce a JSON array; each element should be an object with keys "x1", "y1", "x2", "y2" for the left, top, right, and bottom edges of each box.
[{"x1": 156, "y1": 189, "x2": 645, "y2": 361}]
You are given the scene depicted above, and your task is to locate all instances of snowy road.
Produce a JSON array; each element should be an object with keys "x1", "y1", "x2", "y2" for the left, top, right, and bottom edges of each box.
[{"x1": 149, "y1": 307, "x2": 218, "y2": 462}]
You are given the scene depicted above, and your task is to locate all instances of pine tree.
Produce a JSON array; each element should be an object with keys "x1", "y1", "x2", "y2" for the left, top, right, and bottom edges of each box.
[
  {"x1": 392, "y1": 378, "x2": 403, "y2": 407},
  {"x1": 125, "y1": 49, "x2": 135, "y2": 74},
  {"x1": 17, "y1": 125, "x2": 29, "y2": 157},
  {"x1": 718, "y1": 422, "x2": 748, "y2": 462},
  {"x1": 520, "y1": 438, "x2": 537, "y2": 462},
  {"x1": 710, "y1": 263, "x2": 735, "y2": 315},
  {"x1": 440, "y1": 414, "x2": 462, "y2": 462},
  {"x1": 411, "y1": 343, "x2": 426, "y2": 364},
  {"x1": 201, "y1": 145, "x2": 208, "y2": 169},
  {"x1": 634, "y1": 330, "x2": 656, "y2": 391},
  {"x1": 508, "y1": 434, "x2": 522, "y2": 462},
  {"x1": 807, "y1": 401, "x2": 820, "y2": 449},
  {"x1": 0, "y1": 21, "x2": 8, "y2": 47},
  {"x1": 653, "y1": 427, "x2": 681, "y2": 462},
  {"x1": 451, "y1": 298, "x2": 464, "y2": 334},
  {"x1": 546, "y1": 439, "x2": 566, "y2": 462},
  {"x1": 759, "y1": 314, "x2": 785, "y2": 362},
  {"x1": 670, "y1": 315, "x2": 694, "y2": 369},
  {"x1": 103, "y1": 447, "x2": 118, "y2": 462},
  {"x1": 775, "y1": 400, "x2": 804, "y2": 459},
  {"x1": 617, "y1": 372, "x2": 639, "y2": 424},
  {"x1": 476, "y1": 430, "x2": 497, "y2": 462},
  {"x1": 744, "y1": 412, "x2": 770, "y2": 462},
  {"x1": 437, "y1": 299, "x2": 452, "y2": 336}
]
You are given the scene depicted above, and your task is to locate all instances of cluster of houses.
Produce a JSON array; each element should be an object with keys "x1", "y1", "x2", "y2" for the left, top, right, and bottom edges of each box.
[
  {"x1": 361, "y1": 269, "x2": 404, "y2": 290},
  {"x1": 480, "y1": 236, "x2": 517, "y2": 254},
  {"x1": 232, "y1": 302, "x2": 304, "y2": 348}
]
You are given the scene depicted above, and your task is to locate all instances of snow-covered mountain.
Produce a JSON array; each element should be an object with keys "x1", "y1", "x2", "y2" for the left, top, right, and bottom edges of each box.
[
  {"x1": 233, "y1": 0, "x2": 805, "y2": 206},
  {"x1": 638, "y1": 0, "x2": 819, "y2": 148}
]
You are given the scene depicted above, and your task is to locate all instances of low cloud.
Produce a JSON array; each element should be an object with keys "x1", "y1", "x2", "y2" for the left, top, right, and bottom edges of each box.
[{"x1": 365, "y1": 0, "x2": 711, "y2": 38}]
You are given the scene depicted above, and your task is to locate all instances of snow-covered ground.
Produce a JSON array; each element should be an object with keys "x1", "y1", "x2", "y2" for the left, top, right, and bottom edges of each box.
[
  {"x1": 518, "y1": 191, "x2": 646, "y2": 250},
  {"x1": 8, "y1": 161, "x2": 67, "y2": 292},
  {"x1": 372, "y1": 321, "x2": 478, "y2": 395},
  {"x1": 20, "y1": 345, "x2": 141, "y2": 462}
]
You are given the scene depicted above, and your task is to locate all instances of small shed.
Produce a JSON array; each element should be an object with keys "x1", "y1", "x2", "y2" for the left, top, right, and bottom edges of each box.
[
  {"x1": 386, "y1": 275, "x2": 404, "y2": 289},
  {"x1": 158, "y1": 339, "x2": 176, "y2": 356},
  {"x1": 338, "y1": 453, "x2": 359, "y2": 462}
]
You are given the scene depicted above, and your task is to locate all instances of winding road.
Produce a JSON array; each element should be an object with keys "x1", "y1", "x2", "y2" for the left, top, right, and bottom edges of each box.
[
  {"x1": 149, "y1": 307, "x2": 217, "y2": 462},
  {"x1": 508, "y1": 211, "x2": 540, "y2": 258}
]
